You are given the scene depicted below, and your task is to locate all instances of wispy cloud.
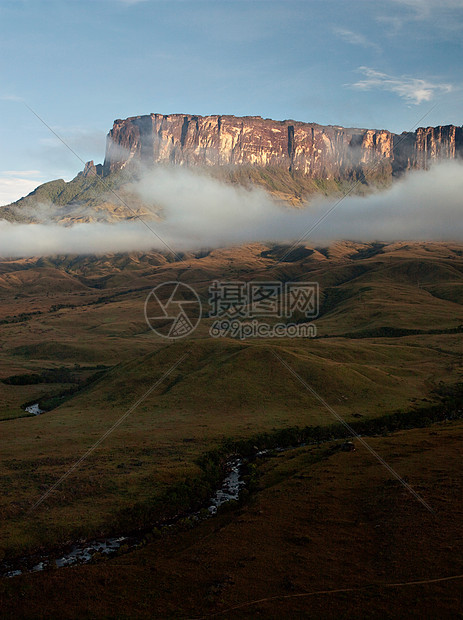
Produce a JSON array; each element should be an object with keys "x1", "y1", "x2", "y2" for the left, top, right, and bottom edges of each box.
[
  {"x1": 0, "y1": 94, "x2": 24, "y2": 102},
  {"x1": 392, "y1": 0, "x2": 463, "y2": 16},
  {"x1": 0, "y1": 177, "x2": 43, "y2": 206},
  {"x1": 2, "y1": 170, "x2": 41, "y2": 178},
  {"x1": 377, "y1": 0, "x2": 463, "y2": 33},
  {"x1": 350, "y1": 66, "x2": 453, "y2": 104},
  {"x1": 1, "y1": 161, "x2": 462, "y2": 256},
  {"x1": 333, "y1": 28, "x2": 379, "y2": 51},
  {"x1": 117, "y1": 0, "x2": 147, "y2": 4}
]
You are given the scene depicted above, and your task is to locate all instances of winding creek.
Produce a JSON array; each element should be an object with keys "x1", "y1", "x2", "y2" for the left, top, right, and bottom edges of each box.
[
  {"x1": 3, "y1": 394, "x2": 460, "y2": 579},
  {"x1": 1, "y1": 457, "x2": 246, "y2": 578},
  {"x1": 25, "y1": 403, "x2": 45, "y2": 416}
]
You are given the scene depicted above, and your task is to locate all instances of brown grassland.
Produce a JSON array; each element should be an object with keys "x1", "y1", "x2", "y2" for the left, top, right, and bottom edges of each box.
[{"x1": 0, "y1": 239, "x2": 462, "y2": 617}]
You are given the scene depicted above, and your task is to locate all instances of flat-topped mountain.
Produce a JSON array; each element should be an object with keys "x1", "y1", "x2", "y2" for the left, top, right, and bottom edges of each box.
[
  {"x1": 102, "y1": 113, "x2": 463, "y2": 178},
  {"x1": 1, "y1": 113, "x2": 462, "y2": 222}
]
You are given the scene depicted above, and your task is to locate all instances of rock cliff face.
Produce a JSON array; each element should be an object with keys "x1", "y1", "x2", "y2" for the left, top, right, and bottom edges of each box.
[{"x1": 102, "y1": 114, "x2": 463, "y2": 180}]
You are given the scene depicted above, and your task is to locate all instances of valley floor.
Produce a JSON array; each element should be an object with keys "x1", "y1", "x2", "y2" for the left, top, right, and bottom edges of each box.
[{"x1": 1, "y1": 420, "x2": 462, "y2": 618}]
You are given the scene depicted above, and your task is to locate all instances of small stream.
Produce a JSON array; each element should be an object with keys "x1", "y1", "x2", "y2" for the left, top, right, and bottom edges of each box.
[
  {"x1": 25, "y1": 403, "x2": 45, "y2": 416},
  {"x1": 207, "y1": 458, "x2": 244, "y2": 514},
  {"x1": 4, "y1": 396, "x2": 456, "y2": 579},
  {"x1": 2, "y1": 457, "x2": 246, "y2": 578}
]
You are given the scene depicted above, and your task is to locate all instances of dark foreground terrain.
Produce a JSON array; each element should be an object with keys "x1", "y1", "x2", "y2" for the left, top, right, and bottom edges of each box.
[{"x1": 1, "y1": 420, "x2": 462, "y2": 618}]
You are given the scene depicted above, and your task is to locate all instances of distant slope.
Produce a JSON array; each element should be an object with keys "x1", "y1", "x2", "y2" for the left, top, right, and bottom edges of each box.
[
  {"x1": 0, "y1": 162, "x2": 368, "y2": 223},
  {"x1": 0, "y1": 168, "x2": 155, "y2": 223}
]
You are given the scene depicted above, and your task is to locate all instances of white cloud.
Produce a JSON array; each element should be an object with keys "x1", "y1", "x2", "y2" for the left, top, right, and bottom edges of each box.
[
  {"x1": 0, "y1": 177, "x2": 43, "y2": 207},
  {"x1": 333, "y1": 28, "x2": 379, "y2": 50},
  {"x1": 0, "y1": 161, "x2": 462, "y2": 257},
  {"x1": 2, "y1": 170, "x2": 41, "y2": 177},
  {"x1": 377, "y1": 0, "x2": 463, "y2": 33},
  {"x1": 309, "y1": 160, "x2": 463, "y2": 242},
  {"x1": 350, "y1": 67, "x2": 453, "y2": 105},
  {"x1": 392, "y1": 0, "x2": 463, "y2": 14},
  {"x1": 0, "y1": 94, "x2": 24, "y2": 102}
]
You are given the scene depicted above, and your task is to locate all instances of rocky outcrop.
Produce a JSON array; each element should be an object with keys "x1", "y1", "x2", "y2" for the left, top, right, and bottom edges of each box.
[
  {"x1": 78, "y1": 160, "x2": 103, "y2": 178},
  {"x1": 102, "y1": 114, "x2": 463, "y2": 180},
  {"x1": 392, "y1": 125, "x2": 463, "y2": 173}
]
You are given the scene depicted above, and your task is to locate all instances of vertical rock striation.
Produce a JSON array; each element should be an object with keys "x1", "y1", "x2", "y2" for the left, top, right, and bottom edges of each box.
[{"x1": 102, "y1": 113, "x2": 463, "y2": 180}]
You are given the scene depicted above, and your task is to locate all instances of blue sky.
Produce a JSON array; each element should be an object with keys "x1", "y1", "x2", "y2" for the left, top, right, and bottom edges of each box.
[{"x1": 0, "y1": 0, "x2": 462, "y2": 204}]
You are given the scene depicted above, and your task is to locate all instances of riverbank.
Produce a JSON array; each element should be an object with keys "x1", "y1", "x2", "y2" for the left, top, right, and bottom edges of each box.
[
  {"x1": 2, "y1": 382, "x2": 461, "y2": 579},
  {"x1": 1, "y1": 417, "x2": 462, "y2": 618}
]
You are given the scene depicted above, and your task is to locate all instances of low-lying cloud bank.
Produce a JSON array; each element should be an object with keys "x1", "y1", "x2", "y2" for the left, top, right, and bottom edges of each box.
[{"x1": 0, "y1": 160, "x2": 462, "y2": 257}]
